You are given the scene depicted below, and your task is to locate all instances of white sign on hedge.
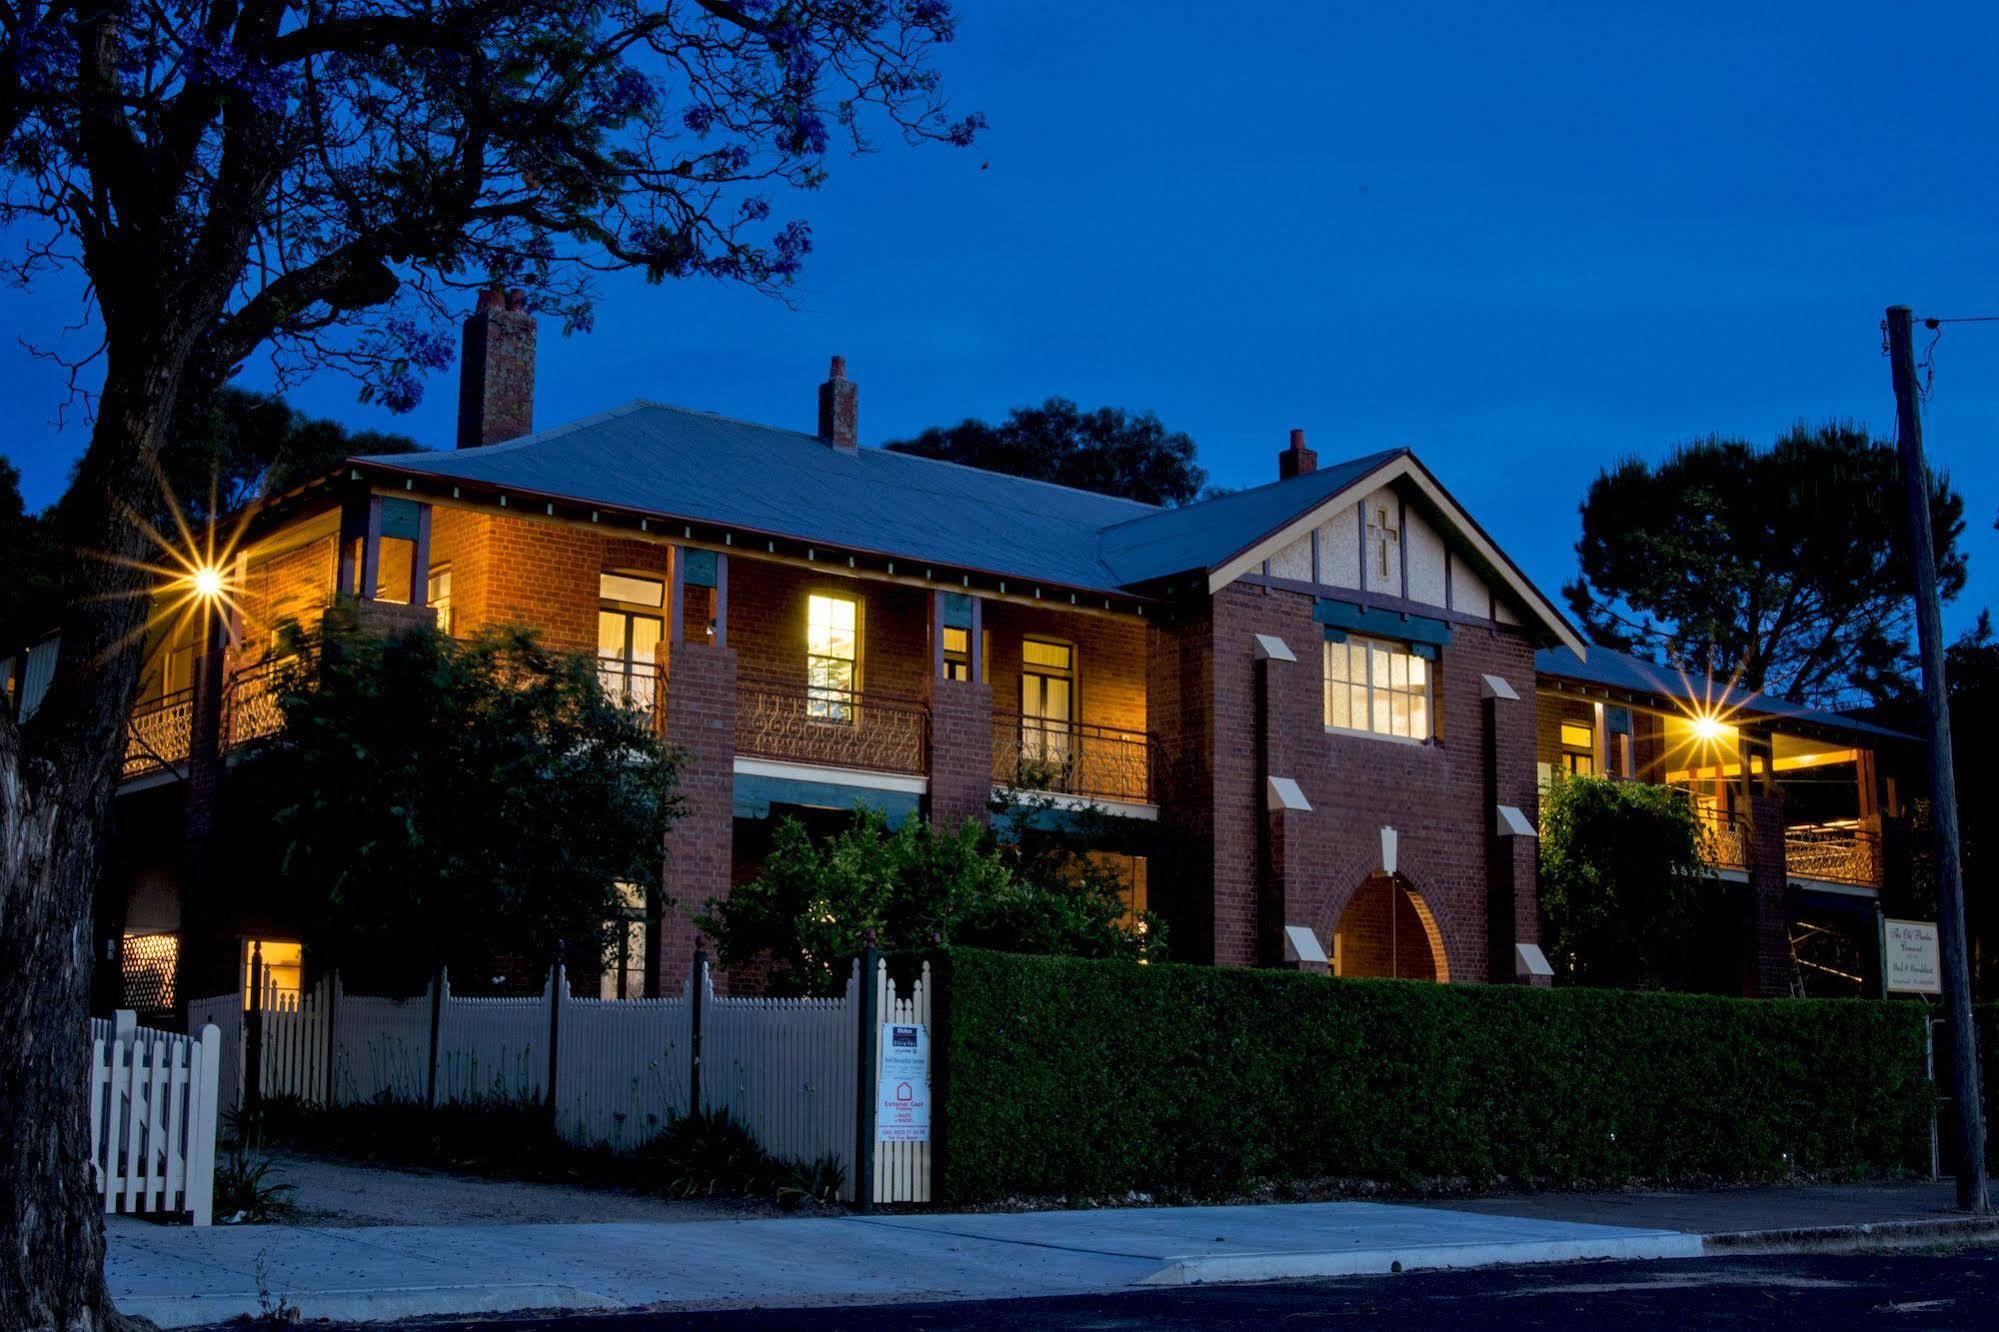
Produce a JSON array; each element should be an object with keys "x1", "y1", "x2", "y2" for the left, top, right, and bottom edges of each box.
[
  {"x1": 1884, "y1": 918, "x2": 1941, "y2": 995},
  {"x1": 877, "y1": 1023, "x2": 930, "y2": 1142}
]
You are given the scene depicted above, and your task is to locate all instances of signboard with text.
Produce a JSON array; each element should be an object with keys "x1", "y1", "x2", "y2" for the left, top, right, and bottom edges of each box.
[
  {"x1": 876, "y1": 1023, "x2": 930, "y2": 1142},
  {"x1": 1884, "y1": 918, "x2": 1941, "y2": 995}
]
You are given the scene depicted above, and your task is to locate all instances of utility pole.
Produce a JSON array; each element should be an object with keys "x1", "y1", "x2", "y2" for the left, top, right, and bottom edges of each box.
[{"x1": 1886, "y1": 304, "x2": 1989, "y2": 1213}]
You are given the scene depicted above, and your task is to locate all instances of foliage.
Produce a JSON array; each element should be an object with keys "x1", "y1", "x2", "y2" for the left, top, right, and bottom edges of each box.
[
  {"x1": 212, "y1": 1146, "x2": 297, "y2": 1224},
  {"x1": 166, "y1": 388, "x2": 425, "y2": 520},
  {"x1": 940, "y1": 949, "x2": 1935, "y2": 1202},
  {"x1": 698, "y1": 803, "x2": 1164, "y2": 996},
  {"x1": 1564, "y1": 422, "x2": 1965, "y2": 708},
  {"x1": 237, "y1": 606, "x2": 680, "y2": 986},
  {"x1": 1538, "y1": 774, "x2": 1713, "y2": 989},
  {"x1": 0, "y1": 1, "x2": 980, "y2": 412},
  {"x1": 632, "y1": 1107, "x2": 843, "y2": 1209},
  {"x1": 883, "y1": 398, "x2": 1206, "y2": 506},
  {"x1": 0, "y1": 459, "x2": 59, "y2": 649}
]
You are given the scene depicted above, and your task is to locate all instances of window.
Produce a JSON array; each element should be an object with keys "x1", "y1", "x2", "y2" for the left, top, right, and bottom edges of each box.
[
  {"x1": 943, "y1": 625, "x2": 971, "y2": 682},
  {"x1": 599, "y1": 573, "x2": 664, "y2": 711},
  {"x1": 243, "y1": 938, "x2": 303, "y2": 1009},
  {"x1": 1323, "y1": 636, "x2": 1431, "y2": 741},
  {"x1": 428, "y1": 566, "x2": 454, "y2": 634},
  {"x1": 807, "y1": 593, "x2": 859, "y2": 722},
  {"x1": 602, "y1": 882, "x2": 647, "y2": 1001},
  {"x1": 1021, "y1": 638, "x2": 1075, "y2": 766},
  {"x1": 1559, "y1": 721, "x2": 1595, "y2": 775}
]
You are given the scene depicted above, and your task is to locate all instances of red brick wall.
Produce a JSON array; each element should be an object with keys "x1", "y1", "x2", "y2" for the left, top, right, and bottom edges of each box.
[
  {"x1": 658, "y1": 641, "x2": 738, "y2": 993},
  {"x1": 1746, "y1": 788, "x2": 1791, "y2": 996},
  {"x1": 929, "y1": 676, "x2": 993, "y2": 825},
  {"x1": 1171, "y1": 581, "x2": 1539, "y2": 981}
]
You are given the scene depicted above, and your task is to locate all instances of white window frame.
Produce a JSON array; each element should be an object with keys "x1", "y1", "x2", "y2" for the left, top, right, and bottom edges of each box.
[{"x1": 1323, "y1": 634, "x2": 1433, "y2": 743}]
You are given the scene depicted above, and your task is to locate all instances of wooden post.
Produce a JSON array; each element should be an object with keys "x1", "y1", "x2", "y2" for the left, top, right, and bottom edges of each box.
[
  {"x1": 688, "y1": 947, "x2": 706, "y2": 1116},
  {"x1": 426, "y1": 964, "x2": 445, "y2": 1110},
  {"x1": 545, "y1": 945, "x2": 565, "y2": 1117},
  {"x1": 1886, "y1": 304, "x2": 1988, "y2": 1213},
  {"x1": 409, "y1": 502, "x2": 433, "y2": 608},
  {"x1": 713, "y1": 552, "x2": 729, "y2": 648},
  {"x1": 243, "y1": 942, "x2": 264, "y2": 1121},
  {"x1": 854, "y1": 945, "x2": 880, "y2": 1213}
]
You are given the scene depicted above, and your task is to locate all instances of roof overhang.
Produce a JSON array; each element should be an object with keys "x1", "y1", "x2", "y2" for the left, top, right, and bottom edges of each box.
[{"x1": 1204, "y1": 452, "x2": 1587, "y2": 657}]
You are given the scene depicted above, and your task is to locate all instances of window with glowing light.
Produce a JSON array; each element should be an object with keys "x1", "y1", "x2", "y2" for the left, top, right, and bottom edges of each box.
[
  {"x1": 1559, "y1": 721, "x2": 1595, "y2": 775},
  {"x1": 1324, "y1": 635, "x2": 1431, "y2": 741},
  {"x1": 807, "y1": 593, "x2": 860, "y2": 722},
  {"x1": 598, "y1": 573, "x2": 664, "y2": 712},
  {"x1": 244, "y1": 938, "x2": 304, "y2": 1007},
  {"x1": 428, "y1": 566, "x2": 454, "y2": 633}
]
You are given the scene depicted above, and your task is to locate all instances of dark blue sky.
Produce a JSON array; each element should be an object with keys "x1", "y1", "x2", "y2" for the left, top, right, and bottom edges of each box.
[{"x1": 5, "y1": 3, "x2": 1996, "y2": 635}]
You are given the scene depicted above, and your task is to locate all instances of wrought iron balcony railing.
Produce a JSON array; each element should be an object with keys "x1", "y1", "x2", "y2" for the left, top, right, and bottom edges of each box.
[
  {"x1": 735, "y1": 676, "x2": 927, "y2": 775},
  {"x1": 597, "y1": 656, "x2": 665, "y2": 728},
  {"x1": 991, "y1": 712, "x2": 1151, "y2": 804},
  {"x1": 123, "y1": 688, "x2": 194, "y2": 779},
  {"x1": 1784, "y1": 824, "x2": 1881, "y2": 888}
]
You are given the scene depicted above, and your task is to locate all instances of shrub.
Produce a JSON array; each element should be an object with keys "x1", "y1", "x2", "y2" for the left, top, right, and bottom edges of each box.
[
  {"x1": 940, "y1": 949, "x2": 1933, "y2": 1202},
  {"x1": 701, "y1": 805, "x2": 1162, "y2": 996},
  {"x1": 1539, "y1": 774, "x2": 1711, "y2": 988}
]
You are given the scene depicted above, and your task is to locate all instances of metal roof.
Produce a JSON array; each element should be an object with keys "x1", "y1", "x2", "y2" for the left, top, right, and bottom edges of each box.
[
  {"x1": 1535, "y1": 644, "x2": 1920, "y2": 744},
  {"x1": 1097, "y1": 449, "x2": 1405, "y2": 586},
  {"x1": 354, "y1": 401, "x2": 1159, "y2": 596}
]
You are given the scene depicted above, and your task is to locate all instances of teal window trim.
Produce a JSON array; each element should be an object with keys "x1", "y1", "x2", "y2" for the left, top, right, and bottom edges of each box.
[{"x1": 1315, "y1": 598, "x2": 1453, "y2": 649}]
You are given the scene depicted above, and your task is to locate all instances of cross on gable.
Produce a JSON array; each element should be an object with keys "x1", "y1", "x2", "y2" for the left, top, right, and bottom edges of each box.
[{"x1": 1366, "y1": 503, "x2": 1399, "y2": 579}]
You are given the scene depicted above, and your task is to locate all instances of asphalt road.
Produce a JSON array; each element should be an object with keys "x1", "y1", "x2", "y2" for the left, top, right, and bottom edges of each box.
[{"x1": 312, "y1": 1247, "x2": 1999, "y2": 1330}]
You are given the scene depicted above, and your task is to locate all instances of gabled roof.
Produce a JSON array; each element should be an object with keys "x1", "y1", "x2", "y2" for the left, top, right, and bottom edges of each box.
[
  {"x1": 1535, "y1": 644, "x2": 1920, "y2": 744},
  {"x1": 348, "y1": 400, "x2": 1579, "y2": 652},
  {"x1": 1097, "y1": 449, "x2": 1403, "y2": 586},
  {"x1": 353, "y1": 401, "x2": 1156, "y2": 596}
]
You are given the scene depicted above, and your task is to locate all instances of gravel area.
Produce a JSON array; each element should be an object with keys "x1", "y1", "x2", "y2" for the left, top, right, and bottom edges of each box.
[{"x1": 258, "y1": 1151, "x2": 789, "y2": 1227}]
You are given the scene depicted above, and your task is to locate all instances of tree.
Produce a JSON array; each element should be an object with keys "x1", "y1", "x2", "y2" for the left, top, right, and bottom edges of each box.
[
  {"x1": 884, "y1": 398, "x2": 1206, "y2": 506},
  {"x1": 167, "y1": 387, "x2": 425, "y2": 520},
  {"x1": 699, "y1": 802, "x2": 1163, "y2": 997},
  {"x1": 1539, "y1": 774, "x2": 1712, "y2": 989},
  {"x1": 0, "y1": 7, "x2": 977, "y2": 1325},
  {"x1": 1565, "y1": 422, "x2": 1965, "y2": 708},
  {"x1": 237, "y1": 608, "x2": 679, "y2": 988}
]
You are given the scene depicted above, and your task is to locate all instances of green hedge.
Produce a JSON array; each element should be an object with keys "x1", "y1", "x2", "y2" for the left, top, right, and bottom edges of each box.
[{"x1": 940, "y1": 949, "x2": 1933, "y2": 1201}]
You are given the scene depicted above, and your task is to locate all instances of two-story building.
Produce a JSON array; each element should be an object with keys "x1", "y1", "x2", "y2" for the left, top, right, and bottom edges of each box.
[{"x1": 31, "y1": 292, "x2": 1908, "y2": 1012}]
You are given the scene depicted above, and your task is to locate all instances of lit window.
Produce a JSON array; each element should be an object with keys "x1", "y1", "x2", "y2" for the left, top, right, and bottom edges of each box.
[
  {"x1": 599, "y1": 572, "x2": 665, "y2": 713},
  {"x1": 1323, "y1": 636, "x2": 1431, "y2": 740},
  {"x1": 244, "y1": 939, "x2": 304, "y2": 1008},
  {"x1": 121, "y1": 933, "x2": 179, "y2": 1012},
  {"x1": 807, "y1": 593, "x2": 859, "y2": 722},
  {"x1": 600, "y1": 572, "x2": 665, "y2": 608},
  {"x1": 428, "y1": 566, "x2": 454, "y2": 634},
  {"x1": 1021, "y1": 638, "x2": 1076, "y2": 766},
  {"x1": 943, "y1": 625, "x2": 971, "y2": 682},
  {"x1": 1559, "y1": 721, "x2": 1595, "y2": 775}
]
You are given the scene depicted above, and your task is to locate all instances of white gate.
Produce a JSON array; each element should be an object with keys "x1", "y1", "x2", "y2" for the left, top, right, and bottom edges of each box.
[
  {"x1": 89, "y1": 1012, "x2": 221, "y2": 1225},
  {"x1": 872, "y1": 959, "x2": 933, "y2": 1204}
]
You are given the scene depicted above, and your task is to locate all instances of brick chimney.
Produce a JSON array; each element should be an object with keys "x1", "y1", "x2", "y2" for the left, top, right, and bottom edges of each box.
[
  {"x1": 817, "y1": 355, "x2": 858, "y2": 452},
  {"x1": 457, "y1": 288, "x2": 536, "y2": 449},
  {"x1": 1279, "y1": 427, "x2": 1317, "y2": 480}
]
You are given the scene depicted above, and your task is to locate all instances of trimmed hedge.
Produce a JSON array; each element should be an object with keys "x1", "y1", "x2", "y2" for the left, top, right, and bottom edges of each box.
[{"x1": 940, "y1": 949, "x2": 1933, "y2": 1201}]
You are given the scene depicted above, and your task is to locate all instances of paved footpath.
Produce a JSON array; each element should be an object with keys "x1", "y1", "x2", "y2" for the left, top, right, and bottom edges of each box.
[{"x1": 107, "y1": 1181, "x2": 1996, "y2": 1328}]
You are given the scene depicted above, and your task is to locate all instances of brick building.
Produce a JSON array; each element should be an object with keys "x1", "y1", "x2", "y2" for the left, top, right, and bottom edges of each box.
[{"x1": 40, "y1": 297, "x2": 1909, "y2": 1012}]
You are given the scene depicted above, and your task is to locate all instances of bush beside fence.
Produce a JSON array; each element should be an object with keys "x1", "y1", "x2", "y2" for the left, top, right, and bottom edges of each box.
[{"x1": 940, "y1": 949, "x2": 1934, "y2": 1202}]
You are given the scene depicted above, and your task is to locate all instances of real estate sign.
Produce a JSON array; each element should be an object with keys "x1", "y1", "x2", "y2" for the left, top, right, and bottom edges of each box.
[
  {"x1": 877, "y1": 1023, "x2": 930, "y2": 1142},
  {"x1": 1883, "y1": 918, "x2": 1942, "y2": 995}
]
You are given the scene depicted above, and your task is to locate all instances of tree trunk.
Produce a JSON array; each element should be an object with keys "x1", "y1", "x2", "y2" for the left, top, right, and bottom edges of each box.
[{"x1": 1, "y1": 345, "x2": 190, "y2": 1331}]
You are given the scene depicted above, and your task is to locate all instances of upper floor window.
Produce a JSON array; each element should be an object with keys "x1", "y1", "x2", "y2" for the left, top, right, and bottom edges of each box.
[
  {"x1": 1324, "y1": 635, "x2": 1430, "y2": 741},
  {"x1": 428, "y1": 566, "x2": 454, "y2": 634},
  {"x1": 1559, "y1": 721, "x2": 1595, "y2": 775},
  {"x1": 1021, "y1": 638, "x2": 1075, "y2": 764},
  {"x1": 598, "y1": 572, "x2": 664, "y2": 711},
  {"x1": 943, "y1": 626, "x2": 971, "y2": 681},
  {"x1": 807, "y1": 593, "x2": 859, "y2": 722}
]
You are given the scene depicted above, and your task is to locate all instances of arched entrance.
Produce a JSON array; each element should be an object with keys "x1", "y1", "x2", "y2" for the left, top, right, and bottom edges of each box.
[{"x1": 1332, "y1": 873, "x2": 1451, "y2": 982}]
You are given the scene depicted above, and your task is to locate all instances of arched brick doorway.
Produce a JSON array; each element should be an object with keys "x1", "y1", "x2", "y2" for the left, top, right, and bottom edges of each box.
[{"x1": 1332, "y1": 873, "x2": 1451, "y2": 982}]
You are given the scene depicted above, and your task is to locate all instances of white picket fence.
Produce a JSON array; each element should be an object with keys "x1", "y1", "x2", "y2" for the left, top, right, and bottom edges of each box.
[
  {"x1": 701, "y1": 962, "x2": 860, "y2": 1181},
  {"x1": 89, "y1": 1012, "x2": 222, "y2": 1225},
  {"x1": 189, "y1": 955, "x2": 931, "y2": 1204}
]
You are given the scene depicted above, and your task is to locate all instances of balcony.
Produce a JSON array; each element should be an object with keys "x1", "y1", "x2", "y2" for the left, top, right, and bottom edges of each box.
[
  {"x1": 992, "y1": 712, "x2": 1151, "y2": 805},
  {"x1": 123, "y1": 689, "x2": 193, "y2": 779},
  {"x1": 735, "y1": 677, "x2": 928, "y2": 776},
  {"x1": 1784, "y1": 823, "x2": 1881, "y2": 888}
]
